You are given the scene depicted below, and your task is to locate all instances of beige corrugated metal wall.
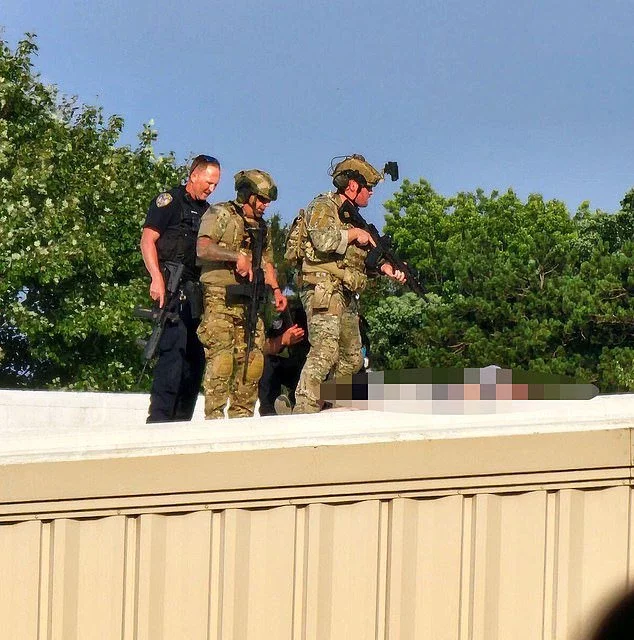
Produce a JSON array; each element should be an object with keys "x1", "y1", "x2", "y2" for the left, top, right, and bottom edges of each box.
[{"x1": 0, "y1": 428, "x2": 632, "y2": 639}]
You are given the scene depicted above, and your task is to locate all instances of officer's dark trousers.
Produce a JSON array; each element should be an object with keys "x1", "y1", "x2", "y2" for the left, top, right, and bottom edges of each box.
[
  {"x1": 258, "y1": 355, "x2": 303, "y2": 416},
  {"x1": 147, "y1": 301, "x2": 205, "y2": 423}
]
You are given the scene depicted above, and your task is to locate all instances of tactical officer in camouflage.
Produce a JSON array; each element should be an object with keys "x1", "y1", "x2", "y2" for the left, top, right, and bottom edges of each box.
[
  {"x1": 141, "y1": 154, "x2": 221, "y2": 423},
  {"x1": 292, "y1": 155, "x2": 405, "y2": 414},
  {"x1": 196, "y1": 169, "x2": 287, "y2": 419}
]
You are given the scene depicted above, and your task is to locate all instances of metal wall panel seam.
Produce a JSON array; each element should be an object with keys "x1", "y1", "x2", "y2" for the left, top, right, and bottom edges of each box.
[
  {"x1": 541, "y1": 491, "x2": 557, "y2": 640},
  {"x1": 458, "y1": 494, "x2": 475, "y2": 640},
  {"x1": 627, "y1": 488, "x2": 634, "y2": 589},
  {"x1": 35, "y1": 521, "x2": 49, "y2": 640},
  {"x1": 121, "y1": 515, "x2": 137, "y2": 640},
  {"x1": 52, "y1": 520, "x2": 82, "y2": 639},
  {"x1": 374, "y1": 500, "x2": 390, "y2": 639},
  {"x1": 551, "y1": 489, "x2": 564, "y2": 639},
  {"x1": 472, "y1": 494, "x2": 503, "y2": 639},
  {"x1": 136, "y1": 514, "x2": 168, "y2": 639},
  {"x1": 219, "y1": 508, "x2": 242, "y2": 638},
  {"x1": 207, "y1": 510, "x2": 224, "y2": 640},
  {"x1": 291, "y1": 505, "x2": 306, "y2": 640},
  {"x1": 552, "y1": 489, "x2": 580, "y2": 639},
  {"x1": 384, "y1": 499, "x2": 399, "y2": 640},
  {"x1": 384, "y1": 498, "x2": 408, "y2": 639},
  {"x1": 629, "y1": 426, "x2": 634, "y2": 590},
  {"x1": 383, "y1": 499, "x2": 399, "y2": 640},
  {"x1": 302, "y1": 503, "x2": 322, "y2": 639}
]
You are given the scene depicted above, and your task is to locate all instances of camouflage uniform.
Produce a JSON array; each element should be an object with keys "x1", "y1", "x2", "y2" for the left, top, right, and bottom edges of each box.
[
  {"x1": 293, "y1": 192, "x2": 369, "y2": 413},
  {"x1": 197, "y1": 201, "x2": 274, "y2": 419}
]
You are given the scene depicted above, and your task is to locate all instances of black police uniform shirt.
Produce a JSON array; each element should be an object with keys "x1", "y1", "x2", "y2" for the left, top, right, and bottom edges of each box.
[{"x1": 143, "y1": 184, "x2": 208, "y2": 281}]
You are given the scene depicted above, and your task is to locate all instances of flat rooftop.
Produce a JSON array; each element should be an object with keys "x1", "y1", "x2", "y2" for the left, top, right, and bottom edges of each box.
[{"x1": 1, "y1": 389, "x2": 633, "y2": 465}]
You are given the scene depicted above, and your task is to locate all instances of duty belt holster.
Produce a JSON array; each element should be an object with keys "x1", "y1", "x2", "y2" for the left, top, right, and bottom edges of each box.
[{"x1": 182, "y1": 280, "x2": 203, "y2": 320}]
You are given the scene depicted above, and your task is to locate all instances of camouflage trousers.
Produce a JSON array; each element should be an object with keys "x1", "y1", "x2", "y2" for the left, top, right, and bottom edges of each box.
[
  {"x1": 294, "y1": 282, "x2": 363, "y2": 414},
  {"x1": 197, "y1": 284, "x2": 265, "y2": 419}
]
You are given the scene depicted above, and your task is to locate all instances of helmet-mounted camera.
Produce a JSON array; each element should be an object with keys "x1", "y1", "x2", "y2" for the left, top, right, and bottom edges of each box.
[
  {"x1": 383, "y1": 161, "x2": 399, "y2": 182},
  {"x1": 329, "y1": 154, "x2": 399, "y2": 191}
]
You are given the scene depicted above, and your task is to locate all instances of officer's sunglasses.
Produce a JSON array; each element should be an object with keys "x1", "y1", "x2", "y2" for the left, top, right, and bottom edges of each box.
[{"x1": 189, "y1": 154, "x2": 221, "y2": 176}]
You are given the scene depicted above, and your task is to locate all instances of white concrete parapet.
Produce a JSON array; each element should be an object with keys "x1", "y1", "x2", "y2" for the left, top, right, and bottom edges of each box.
[{"x1": 1, "y1": 389, "x2": 633, "y2": 465}]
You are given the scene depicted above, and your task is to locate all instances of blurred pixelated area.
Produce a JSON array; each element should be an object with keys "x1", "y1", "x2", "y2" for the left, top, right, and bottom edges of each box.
[{"x1": 320, "y1": 367, "x2": 599, "y2": 414}]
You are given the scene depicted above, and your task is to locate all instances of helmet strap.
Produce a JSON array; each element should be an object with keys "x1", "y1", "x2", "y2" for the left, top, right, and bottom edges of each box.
[{"x1": 245, "y1": 193, "x2": 260, "y2": 218}]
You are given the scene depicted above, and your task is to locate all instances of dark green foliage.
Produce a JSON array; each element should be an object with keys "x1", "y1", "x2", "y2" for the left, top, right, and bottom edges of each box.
[
  {"x1": 3, "y1": 33, "x2": 634, "y2": 394},
  {"x1": 0, "y1": 34, "x2": 185, "y2": 389},
  {"x1": 361, "y1": 179, "x2": 634, "y2": 392},
  {"x1": 267, "y1": 212, "x2": 292, "y2": 289}
]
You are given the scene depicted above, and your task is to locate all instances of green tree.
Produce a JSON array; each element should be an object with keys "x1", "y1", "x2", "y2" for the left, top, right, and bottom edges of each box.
[
  {"x1": 363, "y1": 179, "x2": 634, "y2": 392},
  {"x1": 0, "y1": 34, "x2": 185, "y2": 390},
  {"x1": 267, "y1": 212, "x2": 292, "y2": 290}
]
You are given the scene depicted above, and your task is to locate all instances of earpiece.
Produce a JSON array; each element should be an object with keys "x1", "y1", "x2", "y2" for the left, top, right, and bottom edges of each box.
[{"x1": 332, "y1": 171, "x2": 351, "y2": 190}]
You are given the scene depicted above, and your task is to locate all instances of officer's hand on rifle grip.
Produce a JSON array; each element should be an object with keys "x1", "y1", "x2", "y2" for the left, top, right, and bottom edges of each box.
[
  {"x1": 150, "y1": 274, "x2": 166, "y2": 308},
  {"x1": 381, "y1": 263, "x2": 407, "y2": 284},
  {"x1": 236, "y1": 252, "x2": 253, "y2": 282},
  {"x1": 348, "y1": 227, "x2": 376, "y2": 248}
]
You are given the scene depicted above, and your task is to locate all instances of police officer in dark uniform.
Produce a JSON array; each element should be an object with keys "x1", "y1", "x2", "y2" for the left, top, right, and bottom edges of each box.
[{"x1": 141, "y1": 155, "x2": 221, "y2": 422}]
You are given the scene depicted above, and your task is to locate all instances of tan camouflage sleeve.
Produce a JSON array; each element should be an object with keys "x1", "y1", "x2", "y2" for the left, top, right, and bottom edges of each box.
[
  {"x1": 262, "y1": 225, "x2": 274, "y2": 266},
  {"x1": 198, "y1": 205, "x2": 229, "y2": 241},
  {"x1": 306, "y1": 200, "x2": 348, "y2": 255}
]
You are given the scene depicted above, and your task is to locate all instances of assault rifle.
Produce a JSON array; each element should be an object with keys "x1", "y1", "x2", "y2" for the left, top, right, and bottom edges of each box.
[
  {"x1": 225, "y1": 221, "x2": 268, "y2": 383},
  {"x1": 135, "y1": 261, "x2": 184, "y2": 362},
  {"x1": 339, "y1": 202, "x2": 425, "y2": 297}
]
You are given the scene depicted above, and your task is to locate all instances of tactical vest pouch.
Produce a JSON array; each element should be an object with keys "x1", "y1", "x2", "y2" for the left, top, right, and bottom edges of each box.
[
  {"x1": 302, "y1": 259, "x2": 367, "y2": 293},
  {"x1": 183, "y1": 280, "x2": 203, "y2": 320},
  {"x1": 284, "y1": 209, "x2": 307, "y2": 265},
  {"x1": 341, "y1": 269, "x2": 367, "y2": 293},
  {"x1": 311, "y1": 281, "x2": 333, "y2": 310}
]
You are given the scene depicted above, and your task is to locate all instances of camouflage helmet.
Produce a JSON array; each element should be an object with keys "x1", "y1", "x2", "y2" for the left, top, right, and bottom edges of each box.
[
  {"x1": 234, "y1": 169, "x2": 278, "y2": 202},
  {"x1": 330, "y1": 154, "x2": 383, "y2": 190}
]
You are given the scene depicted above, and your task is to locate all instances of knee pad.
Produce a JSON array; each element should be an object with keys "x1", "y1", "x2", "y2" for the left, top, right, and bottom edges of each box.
[
  {"x1": 245, "y1": 351, "x2": 264, "y2": 382},
  {"x1": 211, "y1": 352, "x2": 233, "y2": 379}
]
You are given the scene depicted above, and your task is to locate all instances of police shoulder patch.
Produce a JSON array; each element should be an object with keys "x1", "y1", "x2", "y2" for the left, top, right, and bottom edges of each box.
[{"x1": 156, "y1": 192, "x2": 173, "y2": 207}]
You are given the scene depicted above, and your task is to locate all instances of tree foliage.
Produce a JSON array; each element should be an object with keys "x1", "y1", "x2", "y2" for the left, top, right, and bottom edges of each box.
[
  {"x1": 267, "y1": 212, "x2": 292, "y2": 289},
  {"x1": 0, "y1": 34, "x2": 185, "y2": 390},
  {"x1": 3, "y1": 34, "x2": 634, "y2": 394},
  {"x1": 361, "y1": 179, "x2": 634, "y2": 392}
]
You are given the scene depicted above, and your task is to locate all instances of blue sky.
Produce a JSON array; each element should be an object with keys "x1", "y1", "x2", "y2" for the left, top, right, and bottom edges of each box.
[{"x1": 3, "y1": 0, "x2": 634, "y2": 227}]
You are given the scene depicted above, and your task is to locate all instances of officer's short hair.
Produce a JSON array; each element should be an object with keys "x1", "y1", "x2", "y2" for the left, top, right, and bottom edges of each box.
[{"x1": 189, "y1": 154, "x2": 221, "y2": 176}]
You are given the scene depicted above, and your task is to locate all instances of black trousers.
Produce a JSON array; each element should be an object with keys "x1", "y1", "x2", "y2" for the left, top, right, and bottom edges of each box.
[
  {"x1": 147, "y1": 300, "x2": 205, "y2": 423},
  {"x1": 258, "y1": 354, "x2": 304, "y2": 416}
]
